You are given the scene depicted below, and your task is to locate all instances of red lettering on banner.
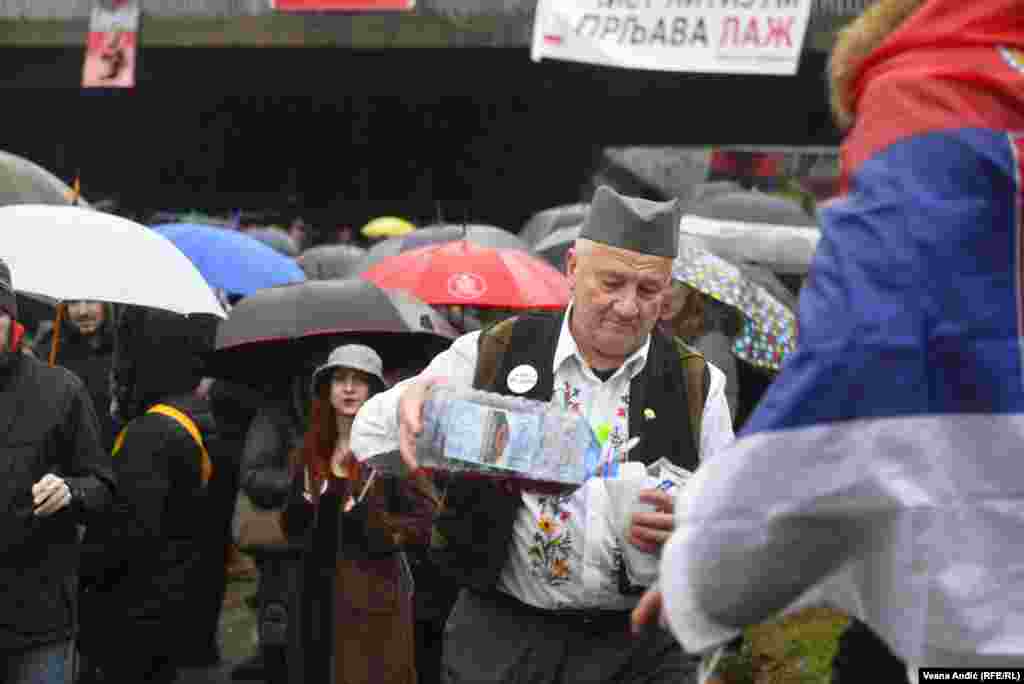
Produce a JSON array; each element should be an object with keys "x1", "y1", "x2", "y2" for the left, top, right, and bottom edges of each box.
[
  {"x1": 764, "y1": 16, "x2": 793, "y2": 47},
  {"x1": 721, "y1": 14, "x2": 794, "y2": 48},
  {"x1": 741, "y1": 16, "x2": 761, "y2": 46},
  {"x1": 720, "y1": 16, "x2": 740, "y2": 46}
]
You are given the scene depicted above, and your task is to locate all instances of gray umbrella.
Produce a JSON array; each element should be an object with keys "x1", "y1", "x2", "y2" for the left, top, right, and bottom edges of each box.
[
  {"x1": 0, "y1": 150, "x2": 88, "y2": 207},
  {"x1": 358, "y1": 223, "x2": 528, "y2": 272},
  {"x1": 518, "y1": 203, "x2": 589, "y2": 247},
  {"x1": 299, "y1": 244, "x2": 367, "y2": 280},
  {"x1": 691, "y1": 181, "x2": 745, "y2": 201},
  {"x1": 531, "y1": 224, "x2": 581, "y2": 271},
  {"x1": 206, "y1": 278, "x2": 458, "y2": 387},
  {"x1": 245, "y1": 226, "x2": 299, "y2": 257},
  {"x1": 601, "y1": 147, "x2": 712, "y2": 202},
  {"x1": 681, "y1": 190, "x2": 820, "y2": 275}
]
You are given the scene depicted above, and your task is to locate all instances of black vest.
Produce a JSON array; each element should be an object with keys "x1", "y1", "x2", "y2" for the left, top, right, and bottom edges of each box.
[
  {"x1": 429, "y1": 312, "x2": 700, "y2": 593},
  {"x1": 483, "y1": 311, "x2": 699, "y2": 470}
]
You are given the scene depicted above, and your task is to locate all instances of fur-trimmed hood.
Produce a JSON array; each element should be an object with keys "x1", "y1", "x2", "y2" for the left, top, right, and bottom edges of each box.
[{"x1": 829, "y1": 0, "x2": 1024, "y2": 130}]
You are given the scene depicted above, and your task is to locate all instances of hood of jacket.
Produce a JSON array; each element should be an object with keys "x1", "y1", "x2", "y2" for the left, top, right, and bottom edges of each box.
[
  {"x1": 112, "y1": 306, "x2": 217, "y2": 421},
  {"x1": 829, "y1": 0, "x2": 1024, "y2": 130}
]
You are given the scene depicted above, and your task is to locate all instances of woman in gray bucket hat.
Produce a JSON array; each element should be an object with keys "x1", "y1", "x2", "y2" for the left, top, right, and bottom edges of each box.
[
  {"x1": 310, "y1": 344, "x2": 389, "y2": 432},
  {"x1": 284, "y1": 343, "x2": 438, "y2": 684}
]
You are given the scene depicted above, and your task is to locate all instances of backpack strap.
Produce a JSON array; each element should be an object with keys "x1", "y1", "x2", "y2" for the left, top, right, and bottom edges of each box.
[
  {"x1": 674, "y1": 337, "x2": 709, "y2": 455},
  {"x1": 472, "y1": 316, "x2": 519, "y2": 392},
  {"x1": 112, "y1": 403, "x2": 213, "y2": 486}
]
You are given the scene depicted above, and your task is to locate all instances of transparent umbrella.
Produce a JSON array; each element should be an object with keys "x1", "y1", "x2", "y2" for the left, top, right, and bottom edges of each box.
[
  {"x1": 674, "y1": 236, "x2": 797, "y2": 371},
  {"x1": 0, "y1": 151, "x2": 87, "y2": 207}
]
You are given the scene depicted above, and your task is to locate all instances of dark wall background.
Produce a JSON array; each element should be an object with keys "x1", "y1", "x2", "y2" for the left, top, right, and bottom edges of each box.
[{"x1": 0, "y1": 47, "x2": 840, "y2": 232}]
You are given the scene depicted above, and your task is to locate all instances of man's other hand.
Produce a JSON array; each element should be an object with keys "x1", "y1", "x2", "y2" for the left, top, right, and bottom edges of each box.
[
  {"x1": 631, "y1": 587, "x2": 665, "y2": 636},
  {"x1": 628, "y1": 488, "x2": 675, "y2": 553}
]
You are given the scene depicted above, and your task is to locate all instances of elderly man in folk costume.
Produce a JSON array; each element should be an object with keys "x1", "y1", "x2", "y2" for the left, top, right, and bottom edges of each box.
[{"x1": 352, "y1": 186, "x2": 735, "y2": 684}]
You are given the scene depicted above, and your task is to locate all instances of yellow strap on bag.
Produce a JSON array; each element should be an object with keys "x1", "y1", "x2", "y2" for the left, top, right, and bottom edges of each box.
[{"x1": 112, "y1": 404, "x2": 213, "y2": 486}]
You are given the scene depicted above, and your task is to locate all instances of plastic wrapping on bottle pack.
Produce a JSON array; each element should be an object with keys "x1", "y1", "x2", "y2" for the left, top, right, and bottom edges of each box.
[{"x1": 412, "y1": 385, "x2": 606, "y2": 487}]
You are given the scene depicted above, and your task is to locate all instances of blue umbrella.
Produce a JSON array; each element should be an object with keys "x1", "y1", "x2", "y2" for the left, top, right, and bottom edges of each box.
[{"x1": 151, "y1": 222, "x2": 306, "y2": 297}]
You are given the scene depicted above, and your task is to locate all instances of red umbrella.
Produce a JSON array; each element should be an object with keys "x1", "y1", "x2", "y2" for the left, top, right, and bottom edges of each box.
[{"x1": 360, "y1": 240, "x2": 570, "y2": 310}]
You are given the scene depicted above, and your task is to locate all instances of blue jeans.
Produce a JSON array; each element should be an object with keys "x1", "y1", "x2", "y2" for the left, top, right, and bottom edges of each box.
[{"x1": 0, "y1": 640, "x2": 72, "y2": 684}]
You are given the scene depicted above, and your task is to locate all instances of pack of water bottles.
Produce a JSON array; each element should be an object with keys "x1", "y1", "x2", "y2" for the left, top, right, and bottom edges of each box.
[{"x1": 415, "y1": 385, "x2": 605, "y2": 487}]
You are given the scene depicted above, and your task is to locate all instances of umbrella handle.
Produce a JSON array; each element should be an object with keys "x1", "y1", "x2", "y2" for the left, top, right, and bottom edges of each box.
[{"x1": 48, "y1": 302, "x2": 65, "y2": 368}]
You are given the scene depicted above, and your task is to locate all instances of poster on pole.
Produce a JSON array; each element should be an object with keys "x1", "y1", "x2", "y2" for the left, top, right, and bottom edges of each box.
[
  {"x1": 272, "y1": 0, "x2": 414, "y2": 10},
  {"x1": 82, "y1": 1, "x2": 139, "y2": 88},
  {"x1": 532, "y1": 0, "x2": 813, "y2": 76}
]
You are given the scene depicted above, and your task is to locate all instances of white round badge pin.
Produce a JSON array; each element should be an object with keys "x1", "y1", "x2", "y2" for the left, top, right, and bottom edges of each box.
[{"x1": 506, "y1": 364, "x2": 539, "y2": 394}]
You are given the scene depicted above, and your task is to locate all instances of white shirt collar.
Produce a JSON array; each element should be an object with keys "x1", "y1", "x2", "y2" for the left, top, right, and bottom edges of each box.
[{"x1": 553, "y1": 301, "x2": 652, "y2": 383}]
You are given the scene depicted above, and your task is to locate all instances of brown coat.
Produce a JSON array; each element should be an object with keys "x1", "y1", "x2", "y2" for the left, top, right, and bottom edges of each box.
[{"x1": 285, "y1": 463, "x2": 439, "y2": 684}]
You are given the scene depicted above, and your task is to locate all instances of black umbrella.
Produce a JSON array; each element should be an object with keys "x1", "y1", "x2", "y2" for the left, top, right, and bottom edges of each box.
[
  {"x1": 531, "y1": 224, "x2": 581, "y2": 271},
  {"x1": 357, "y1": 224, "x2": 527, "y2": 272},
  {"x1": 299, "y1": 245, "x2": 368, "y2": 281},
  {"x1": 681, "y1": 190, "x2": 820, "y2": 275},
  {"x1": 205, "y1": 278, "x2": 458, "y2": 387},
  {"x1": 518, "y1": 203, "x2": 589, "y2": 247}
]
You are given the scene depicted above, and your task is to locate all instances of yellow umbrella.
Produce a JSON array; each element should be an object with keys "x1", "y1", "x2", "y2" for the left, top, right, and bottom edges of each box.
[{"x1": 361, "y1": 216, "x2": 415, "y2": 239}]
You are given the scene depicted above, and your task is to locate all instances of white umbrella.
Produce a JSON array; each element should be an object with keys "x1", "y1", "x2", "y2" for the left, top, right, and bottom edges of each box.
[{"x1": 0, "y1": 204, "x2": 225, "y2": 318}]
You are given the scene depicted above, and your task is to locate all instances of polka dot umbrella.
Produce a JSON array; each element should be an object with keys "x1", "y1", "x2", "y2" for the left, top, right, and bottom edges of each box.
[{"x1": 673, "y1": 236, "x2": 797, "y2": 372}]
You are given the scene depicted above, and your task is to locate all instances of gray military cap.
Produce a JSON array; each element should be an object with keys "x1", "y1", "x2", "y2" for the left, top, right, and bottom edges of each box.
[{"x1": 578, "y1": 186, "x2": 680, "y2": 259}]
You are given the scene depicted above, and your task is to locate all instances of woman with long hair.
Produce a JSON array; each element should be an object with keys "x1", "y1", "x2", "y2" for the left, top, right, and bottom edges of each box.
[{"x1": 283, "y1": 344, "x2": 438, "y2": 684}]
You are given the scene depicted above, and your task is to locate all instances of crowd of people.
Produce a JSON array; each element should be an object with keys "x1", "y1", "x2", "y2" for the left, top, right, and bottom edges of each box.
[
  {"x1": 0, "y1": 184, "x2": 756, "y2": 684},
  {"x1": 2, "y1": 2, "x2": 1022, "y2": 683}
]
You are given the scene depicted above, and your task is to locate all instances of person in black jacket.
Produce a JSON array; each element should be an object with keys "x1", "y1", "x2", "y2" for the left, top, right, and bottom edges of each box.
[
  {"x1": 78, "y1": 305, "x2": 218, "y2": 684},
  {"x1": 232, "y1": 379, "x2": 308, "y2": 683},
  {"x1": 33, "y1": 301, "x2": 117, "y2": 451},
  {"x1": 0, "y1": 258, "x2": 114, "y2": 684}
]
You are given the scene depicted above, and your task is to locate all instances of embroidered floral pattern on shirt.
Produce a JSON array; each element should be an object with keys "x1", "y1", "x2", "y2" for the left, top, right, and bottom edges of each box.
[
  {"x1": 608, "y1": 425, "x2": 625, "y2": 452},
  {"x1": 561, "y1": 381, "x2": 582, "y2": 413},
  {"x1": 528, "y1": 497, "x2": 574, "y2": 585}
]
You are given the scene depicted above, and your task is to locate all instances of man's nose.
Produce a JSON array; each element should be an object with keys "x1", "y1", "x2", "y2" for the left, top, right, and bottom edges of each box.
[{"x1": 612, "y1": 289, "x2": 640, "y2": 318}]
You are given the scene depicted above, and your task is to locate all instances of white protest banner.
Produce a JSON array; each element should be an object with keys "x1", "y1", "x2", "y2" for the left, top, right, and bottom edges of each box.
[
  {"x1": 532, "y1": 0, "x2": 813, "y2": 76},
  {"x1": 82, "y1": 1, "x2": 139, "y2": 88}
]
